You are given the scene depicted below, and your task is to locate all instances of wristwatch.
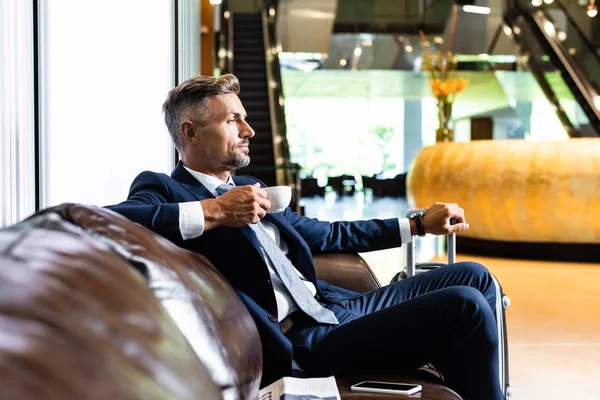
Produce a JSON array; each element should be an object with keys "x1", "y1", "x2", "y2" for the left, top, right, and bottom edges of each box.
[{"x1": 410, "y1": 211, "x2": 426, "y2": 237}]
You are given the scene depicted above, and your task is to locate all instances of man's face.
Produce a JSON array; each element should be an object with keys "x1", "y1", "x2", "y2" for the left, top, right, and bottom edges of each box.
[{"x1": 192, "y1": 93, "x2": 255, "y2": 171}]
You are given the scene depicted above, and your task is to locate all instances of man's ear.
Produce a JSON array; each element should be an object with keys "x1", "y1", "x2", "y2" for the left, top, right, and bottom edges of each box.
[{"x1": 181, "y1": 120, "x2": 200, "y2": 145}]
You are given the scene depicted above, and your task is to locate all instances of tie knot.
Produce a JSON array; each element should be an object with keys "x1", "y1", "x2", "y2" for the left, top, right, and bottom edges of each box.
[{"x1": 216, "y1": 184, "x2": 234, "y2": 196}]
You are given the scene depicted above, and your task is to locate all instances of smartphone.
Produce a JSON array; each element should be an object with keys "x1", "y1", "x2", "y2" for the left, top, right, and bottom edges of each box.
[{"x1": 350, "y1": 381, "x2": 422, "y2": 395}]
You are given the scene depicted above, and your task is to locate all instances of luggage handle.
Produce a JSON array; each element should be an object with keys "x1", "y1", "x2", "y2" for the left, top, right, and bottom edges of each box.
[{"x1": 405, "y1": 209, "x2": 456, "y2": 278}]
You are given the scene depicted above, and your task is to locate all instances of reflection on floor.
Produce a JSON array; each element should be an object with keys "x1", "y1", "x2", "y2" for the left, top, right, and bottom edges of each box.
[{"x1": 301, "y1": 192, "x2": 600, "y2": 400}]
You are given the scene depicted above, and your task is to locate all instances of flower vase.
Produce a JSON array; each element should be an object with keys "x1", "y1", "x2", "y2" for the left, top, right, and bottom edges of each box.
[{"x1": 436, "y1": 97, "x2": 454, "y2": 143}]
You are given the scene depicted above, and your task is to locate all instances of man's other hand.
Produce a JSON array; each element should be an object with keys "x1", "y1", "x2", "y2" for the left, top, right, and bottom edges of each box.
[
  {"x1": 423, "y1": 202, "x2": 470, "y2": 235},
  {"x1": 203, "y1": 183, "x2": 271, "y2": 230}
]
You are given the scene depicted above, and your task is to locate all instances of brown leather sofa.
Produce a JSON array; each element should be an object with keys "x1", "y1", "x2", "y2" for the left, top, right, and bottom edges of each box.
[{"x1": 0, "y1": 204, "x2": 461, "y2": 400}]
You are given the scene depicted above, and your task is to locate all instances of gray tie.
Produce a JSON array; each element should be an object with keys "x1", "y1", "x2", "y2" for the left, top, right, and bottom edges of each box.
[{"x1": 215, "y1": 184, "x2": 338, "y2": 325}]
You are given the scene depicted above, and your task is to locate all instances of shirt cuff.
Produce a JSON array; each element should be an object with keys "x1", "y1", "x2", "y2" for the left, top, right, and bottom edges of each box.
[
  {"x1": 179, "y1": 201, "x2": 205, "y2": 240},
  {"x1": 398, "y1": 218, "x2": 412, "y2": 244}
]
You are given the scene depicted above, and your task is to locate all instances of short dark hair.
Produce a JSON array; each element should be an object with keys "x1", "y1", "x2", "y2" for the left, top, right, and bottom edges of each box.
[{"x1": 162, "y1": 74, "x2": 240, "y2": 152}]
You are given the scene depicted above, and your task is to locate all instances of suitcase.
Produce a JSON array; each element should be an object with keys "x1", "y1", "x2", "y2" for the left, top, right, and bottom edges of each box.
[{"x1": 390, "y1": 209, "x2": 512, "y2": 399}]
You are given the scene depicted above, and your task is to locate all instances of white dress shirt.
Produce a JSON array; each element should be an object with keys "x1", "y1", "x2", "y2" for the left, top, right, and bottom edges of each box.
[{"x1": 178, "y1": 165, "x2": 413, "y2": 321}]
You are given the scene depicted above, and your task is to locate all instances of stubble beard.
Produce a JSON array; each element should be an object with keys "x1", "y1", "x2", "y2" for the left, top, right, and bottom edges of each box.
[
  {"x1": 224, "y1": 152, "x2": 250, "y2": 170},
  {"x1": 204, "y1": 150, "x2": 250, "y2": 171}
]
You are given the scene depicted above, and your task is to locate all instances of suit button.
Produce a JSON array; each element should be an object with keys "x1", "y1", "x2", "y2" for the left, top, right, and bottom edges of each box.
[{"x1": 268, "y1": 314, "x2": 277, "y2": 322}]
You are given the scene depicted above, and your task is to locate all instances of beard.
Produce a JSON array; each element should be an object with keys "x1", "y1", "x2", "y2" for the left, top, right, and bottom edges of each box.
[
  {"x1": 202, "y1": 145, "x2": 250, "y2": 171},
  {"x1": 223, "y1": 151, "x2": 250, "y2": 170}
]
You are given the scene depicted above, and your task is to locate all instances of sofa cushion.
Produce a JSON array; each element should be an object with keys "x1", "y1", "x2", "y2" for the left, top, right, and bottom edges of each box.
[
  {"x1": 0, "y1": 211, "x2": 220, "y2": 400},
  {"x1": 313, "y1": 254, "x2": 381, "y2": 293},
  {"x1": 58, "y1": 204, "x2": 263, "y2": 399}
]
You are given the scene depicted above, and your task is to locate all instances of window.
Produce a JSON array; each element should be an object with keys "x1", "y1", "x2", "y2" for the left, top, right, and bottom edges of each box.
[
  {"x1": 1, "y1": 0, "x2": 36, "y2": 227},
  {"x1": 39, "y1": 0, "x2": 177, "y2": 208}
]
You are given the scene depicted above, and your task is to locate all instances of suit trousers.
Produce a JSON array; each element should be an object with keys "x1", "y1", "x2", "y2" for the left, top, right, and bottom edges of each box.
[{"x1": 289, "y1": 262, "x2": 504, "y2": 400}]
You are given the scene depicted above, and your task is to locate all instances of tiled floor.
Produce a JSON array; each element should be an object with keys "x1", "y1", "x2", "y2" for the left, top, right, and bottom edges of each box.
[{"x1": 301, "y1": 192, "x2": 600, "y2": 400}]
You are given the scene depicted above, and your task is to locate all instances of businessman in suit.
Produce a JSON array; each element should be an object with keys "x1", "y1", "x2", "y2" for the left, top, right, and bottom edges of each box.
[{"x1": 108, "y1": 74, "x2": 504, "y2": 400}]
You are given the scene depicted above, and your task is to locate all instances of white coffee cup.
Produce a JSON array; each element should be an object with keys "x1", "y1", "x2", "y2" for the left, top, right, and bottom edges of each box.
[{"x1": 264, "y1": 186, "x2": 292, "y2": 213}]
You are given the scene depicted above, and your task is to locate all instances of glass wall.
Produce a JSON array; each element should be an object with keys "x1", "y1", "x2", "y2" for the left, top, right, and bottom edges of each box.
[
  {"x1": 1, "y1": 0, "x2": 36, "y2": 227},
  {"x1": 39, "y1": 0, "x2": 176, "y2": 208},
  {"x1": 282, "y1": 69, "x2": 570, "y2": 186},
  {"x1": 285, "y1": 96, "x2": 404, "y2": 184}
]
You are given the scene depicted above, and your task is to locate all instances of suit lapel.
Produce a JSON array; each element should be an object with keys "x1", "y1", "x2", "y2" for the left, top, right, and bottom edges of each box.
[
  {"x1": 171, "y1": 161, "x2": 215, "y2": 201},
  {"x1": 171, "y1": 164, "x2": 266, "y2": 258}
]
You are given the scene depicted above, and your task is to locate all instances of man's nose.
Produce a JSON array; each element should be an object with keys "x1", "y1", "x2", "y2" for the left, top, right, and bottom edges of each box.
[{"x1": 240, "y1": 120, "x2": 255, "y2": 139}]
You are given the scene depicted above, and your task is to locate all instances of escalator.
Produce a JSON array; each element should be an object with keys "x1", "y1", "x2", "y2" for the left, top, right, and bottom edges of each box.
[{"x1": 503, "y1": 0, "x2": 600, "y2": 136}]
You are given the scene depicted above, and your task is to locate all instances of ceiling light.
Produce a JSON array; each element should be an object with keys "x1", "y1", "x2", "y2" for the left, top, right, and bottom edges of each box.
[
  {"x1": 557, "y1": 31, "x2": 567, "y2": 41},
  {"x1": 405, "y1": 45, "x2": 413, "y2": 52},
  {"x1": 569, "y1": 48, "x2": 577, "y2": 55},
  {"x1": 434, "y1": 36, "x2": 443, "y2": 44},
  {"x1": 588, "y1": 2, "x2": 598, "y2": 17},
  {"x1": 339, "y1": 59, "x2": 347, "y2": 66},
  {"x1": 362, "y1": 40, "x2": 372, "y2": 46},
  {"x1": 532, "y1": 0, "x2": 542, "y2": 6},
  {"x1": 543, "y1": 0, "x2": 554, "y2": 3},
  {"x1": 354, "y1": 47, "x2": 362, "y2": 56},
  {"x1": 544, "y1": 21, "x2": 555, "y2": 35},
  {"x1": 479, "y1": 53, "x2": 489, "y2": 60},
  {"x1": 223, "y1": 11, "x2": 230, "y2": 19},
  {"x1": 503, "y1": 25, "x2": 513, "y2": 36},
  {"x1": 269, "y1": 7, "x2": 275, "y2": 17},
  {"x1": 209, "y1": 0, "x2": 222, "y2": 4},
  {"x1": 462, "y1": 5, "x2": 491, "y2": 14},
  {"x1": 513, "y1": 26, "x2": 521, "y2": 35}
]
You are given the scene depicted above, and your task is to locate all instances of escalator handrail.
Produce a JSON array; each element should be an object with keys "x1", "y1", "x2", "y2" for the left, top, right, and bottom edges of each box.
[
  {"x1": 553, "y1": 0, "x2": 600, "y2": 66},
  {"x1": 504, "y1": 0, "x2": 580, "y2": 136},
  {"x1": 260, "y1": 0, "x2": 295, "y2": 187},
  {"x1": 512, "y1": 0, "x2": 600, "y2": 124},
  {"x1": 510, "y1": 0, "x2": 600, "y2": 67},
  {"x1": 217, "y1": 0, "x2": 235, "y2": 74}
]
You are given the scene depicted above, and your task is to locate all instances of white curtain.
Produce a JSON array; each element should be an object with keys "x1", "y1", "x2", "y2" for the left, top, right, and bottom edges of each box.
[
  {"x1": 39, "y1": 0, "x2": 178, "y2": 208},
  {"x1": 0, "y1": 0, "x2": 36, "y2": 228}
]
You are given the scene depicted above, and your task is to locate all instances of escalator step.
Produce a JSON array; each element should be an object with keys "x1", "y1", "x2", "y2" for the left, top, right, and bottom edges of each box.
[
  {"x1": 240, "y1": 90, "x2": 269, "y2": 98},
  {"x1": 233, "y1": 32, "x2": 263, "y2": 41},
  {"x1": 236, "y1": 74, "x2": 267, "y2": 82},
  {"x1": 234, "y1": 36, "x2": 263, "y2": 44},
  {"x1": 240, "y1": 81, "x2": 268, "y2": 90},
  {"x1": 235, "y1": 46, "x2": 265, "y2": 54},
  {"x1": 234, "y1": 63, "x2": 267, "y2": 72},
  {"x1": 233, "y1": 14, "x2": 261, "y2": 21},
  {"x1": 235, "y1": 54, "x2": 266, "y2": 63}
]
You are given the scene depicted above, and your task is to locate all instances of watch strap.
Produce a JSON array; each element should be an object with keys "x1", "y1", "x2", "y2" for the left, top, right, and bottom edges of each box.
[{"x1": 413, "y1": 212, "x2": 426, "y2": 237}]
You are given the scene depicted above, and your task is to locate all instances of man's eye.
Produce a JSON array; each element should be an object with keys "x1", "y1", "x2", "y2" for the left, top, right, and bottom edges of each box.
[{"x1": 227, "y1": 119, "x2": 236, "y2": 124}]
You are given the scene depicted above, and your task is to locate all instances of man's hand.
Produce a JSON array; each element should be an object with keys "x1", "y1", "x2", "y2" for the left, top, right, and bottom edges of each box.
[
  {"x1": 202, "y1": 183, "x2": 271, "y2": 230},
  {"x1": 421, "y1": 202, "x2": 470, "y2": 235}
]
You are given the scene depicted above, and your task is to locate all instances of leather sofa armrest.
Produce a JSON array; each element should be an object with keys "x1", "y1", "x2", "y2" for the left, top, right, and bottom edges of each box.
[{"x1": 313, "y1": 254, "x2": 382, "y2": 294}]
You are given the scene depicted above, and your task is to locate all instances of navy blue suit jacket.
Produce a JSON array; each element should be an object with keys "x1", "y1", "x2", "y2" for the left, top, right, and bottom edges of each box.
[{"x1": 107, "y1": 161, "x2": 401, "y2": 386}]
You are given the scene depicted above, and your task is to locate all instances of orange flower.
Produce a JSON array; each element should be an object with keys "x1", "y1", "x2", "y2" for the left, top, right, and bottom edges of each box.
[{"x1": 429, "y1": 78, "x2": 469, "y2": 97}]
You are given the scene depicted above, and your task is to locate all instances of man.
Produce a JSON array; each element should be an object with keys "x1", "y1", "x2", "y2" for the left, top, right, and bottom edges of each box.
[{"x1": 108, "y1": 74, "x2": 504, "y2": 400}]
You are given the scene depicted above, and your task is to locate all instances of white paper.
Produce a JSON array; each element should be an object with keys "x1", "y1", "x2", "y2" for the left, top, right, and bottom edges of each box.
[{"x1": 258, "y1": 376, "x2": 341, "y2": 400}]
